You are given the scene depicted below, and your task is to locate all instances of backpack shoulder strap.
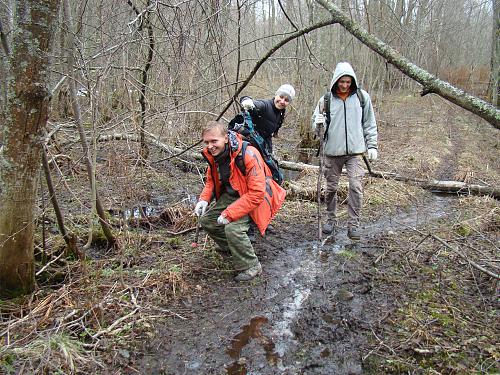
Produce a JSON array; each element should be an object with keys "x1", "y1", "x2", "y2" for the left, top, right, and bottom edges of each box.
[
  {"x1": 356, "y1": 88, "x2": 365, "y2": 109},
  {"x1": 235, "y1": 141, "x2": 249, "y2": 175},
  {"x1": 356, "y1": 88, "x2": 366, "y2": 124}
]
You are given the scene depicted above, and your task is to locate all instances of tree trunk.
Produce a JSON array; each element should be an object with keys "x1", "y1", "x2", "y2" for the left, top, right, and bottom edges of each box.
[
  {"x1": 0, "y1": 0, "x2": 61, "y2": 298},
  {"x1": 490, "y1": 0, "x2": 499, "y2": 107},
  {"x1": 62, "y1": 0, "x2": 116, "y2": 248},
  {"x1": 315, "y1": 0, "x2": 500, "y2": 129}
]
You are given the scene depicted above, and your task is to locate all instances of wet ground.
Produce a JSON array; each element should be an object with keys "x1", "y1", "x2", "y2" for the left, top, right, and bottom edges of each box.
[{"x1": 137, "y1": 195, "x2": 453, "y2": 375}]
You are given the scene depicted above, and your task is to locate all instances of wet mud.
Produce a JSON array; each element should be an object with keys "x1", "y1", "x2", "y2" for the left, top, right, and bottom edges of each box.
[{"x1": 138, "y1": 195, "x2": 453, "y2": 374}]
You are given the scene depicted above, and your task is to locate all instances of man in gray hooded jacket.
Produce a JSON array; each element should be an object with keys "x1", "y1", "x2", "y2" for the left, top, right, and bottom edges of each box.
[{"x1": 312, "y1": 62, "x2": 378, "y2": 240}]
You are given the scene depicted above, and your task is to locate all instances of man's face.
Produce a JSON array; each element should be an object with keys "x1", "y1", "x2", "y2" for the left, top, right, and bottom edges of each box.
[
  {"x1": 274, "y1": 94, "x2": 290, "y2": 110},
  {"x1": 337, "y1": 76, "x2": 352, "y2": 93},
  {"x1": 203, "y1": 128, "x2": 228, "y2": 156}
]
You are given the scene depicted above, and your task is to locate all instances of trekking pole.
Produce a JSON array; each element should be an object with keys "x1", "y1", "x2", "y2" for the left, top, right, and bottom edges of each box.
[
  {"x1": 316, "y1": 123, "x2": 324, "y2": 243},
  {"x1": 316, "y1": 100, "x2": 326, "y2": 243},
  {"x1": 362, "y1": 155, "x2": 373, "y2": 176},
  {"x1": 191, "y1": 217, "x2": 201, "y2": 248}
]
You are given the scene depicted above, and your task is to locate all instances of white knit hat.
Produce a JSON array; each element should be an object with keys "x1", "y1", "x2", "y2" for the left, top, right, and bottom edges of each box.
[{"x1": 275, "y1": 84, "x2": 296, "y2": 101}]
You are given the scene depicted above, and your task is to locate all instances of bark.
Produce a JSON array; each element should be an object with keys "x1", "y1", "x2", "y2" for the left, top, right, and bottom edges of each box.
[
  {"x1": 490, "y1": 0, "x2": 499, "y2": 107},
  {"x1": 41, "y1": 147, "x2": 81, "y2": 259},
  {"x1": 0, "y1": 0, "x2": 61, "y2": 298},
  {"x1": 127, "y1": 0, "x2": 154, "y2": 161},
  {"x1": 316, "y1": 0, "x2": 500, "y2": 129}
]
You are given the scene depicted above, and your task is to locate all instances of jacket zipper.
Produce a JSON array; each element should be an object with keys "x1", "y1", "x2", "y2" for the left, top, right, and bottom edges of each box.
[{"x1": 343, "y1": 100, "x2": 348, "y2": 154}]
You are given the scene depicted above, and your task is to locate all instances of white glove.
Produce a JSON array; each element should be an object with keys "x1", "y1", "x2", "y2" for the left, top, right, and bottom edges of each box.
[
  {"x1": 315, "y1": 113, "x2": 326, "y2": 125},
  {"x1": 367, "y1": 149, "x2": 378, "y2": 161},
  {"x1": 241, "y1": 98, "x2": 255, "y2": 111},
  {"x1": 217, "y1": 214, "x2": 230, "y2": 225},
  {"x1": 194, "y1": 200, "x2": 208, "y2": 217}
]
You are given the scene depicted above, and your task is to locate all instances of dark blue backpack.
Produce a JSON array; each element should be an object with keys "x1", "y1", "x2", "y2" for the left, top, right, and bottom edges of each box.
[{"x1": 229, "y1": 111, "x2": 284, "y2": 185}]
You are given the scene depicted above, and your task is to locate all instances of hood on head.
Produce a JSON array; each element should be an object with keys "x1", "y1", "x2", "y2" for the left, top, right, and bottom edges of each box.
[{"x1": 329, "y1": 62, "x2": 358, "y2": 92}]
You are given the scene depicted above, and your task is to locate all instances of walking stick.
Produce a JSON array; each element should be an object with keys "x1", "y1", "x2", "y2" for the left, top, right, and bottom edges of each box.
[
  {"x1": 362, "y1": 154, "x2": 374, "y2": 176},
  {"x1": 316, "y1": 123, "x2": 324, "y2": 242}
]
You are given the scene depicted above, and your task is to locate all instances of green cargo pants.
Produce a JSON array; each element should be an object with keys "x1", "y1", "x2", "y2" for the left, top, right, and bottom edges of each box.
[{"x1": 199, "y1": 193, "x2": 259, "y2": 271}]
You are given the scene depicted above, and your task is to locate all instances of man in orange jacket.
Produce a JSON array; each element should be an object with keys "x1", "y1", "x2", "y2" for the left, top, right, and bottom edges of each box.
[{"x1": 194, "y1": 121, "x2": 286, "y2": 281}]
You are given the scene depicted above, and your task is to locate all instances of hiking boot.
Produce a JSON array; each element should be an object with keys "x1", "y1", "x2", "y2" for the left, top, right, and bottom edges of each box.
[
  {"x1": 347, "y1": 226, "x2": 361, "y2": 240},
  {"x1": 322, "y1": 220, "x2": 336, "y2": 235},
  {"x1": 234, "y1": 262, "x2": 262, "y2": 282}
]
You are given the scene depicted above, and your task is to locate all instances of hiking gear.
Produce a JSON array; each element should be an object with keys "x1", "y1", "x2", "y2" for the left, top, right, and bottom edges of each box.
[
  {"x1": 199, "y1": 193, "x2": 258, "y2": 270},
  {"x1": 217, "y1": 214, "x2": 230, "y2": 225},
  {"x1": 324, "y1": 155, "x2": 364, "y2": 228},
  {"x1": 228, "y1": 110, "x2": 284, "y2": 185},
  {"x1": 194, "y1": 200, "x2": 208, "y2": 216},
  {"x1": 311, "y1": 62, "x2": 377, "y2": 157},
  {"x1": 275, "y1": 84, "x2": 295, "y2": 101},
  {"x1": 234, "y1": 262, "x2": 262, "y2": 282},
  {"x1": 241, "y1": 98, "x2": 255, "y2": 110},
  {"x1": 322, "y1": 219, "x2": 336, "y2": 235},
  {"x1": 316, "y1": 105, "x2": 325, "y2": 241},
  {"x1": 200, "y1": 131, "x2": 286, "y2": 236},
  {"x1": 362, "y1": 154, "x2": 374, "y2": 176},
  {"x1": 367, "y1": 148, "x2": 377, "y2": 161},
  {"x1": 347, "y1": 226, "x2": 361, "y2": 240}
]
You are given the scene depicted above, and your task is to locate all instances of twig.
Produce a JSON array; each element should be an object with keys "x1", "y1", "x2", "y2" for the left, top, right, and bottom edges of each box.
[
  {"x1": 429, "y1": 234, "x2": 499, "y2": 279},
  {"x1": 91, "y1": 308, "x2": 139, "y2": 339}
]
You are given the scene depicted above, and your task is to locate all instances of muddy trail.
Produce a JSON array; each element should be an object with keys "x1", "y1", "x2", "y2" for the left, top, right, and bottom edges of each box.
[{"x1": 137, "y1": 195, "x2": 453, "y2": 375}]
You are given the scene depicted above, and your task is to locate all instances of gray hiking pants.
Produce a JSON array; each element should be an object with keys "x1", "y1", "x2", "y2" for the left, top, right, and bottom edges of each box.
[
  {"x1": 199, "y1": 193, "x2": 259, "y2": 271},
  {"x1": 323, "y1": 155, "x2": 365, "y2": 228}
]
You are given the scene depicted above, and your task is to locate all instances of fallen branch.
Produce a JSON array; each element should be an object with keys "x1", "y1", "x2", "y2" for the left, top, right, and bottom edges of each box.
[
  {"x1": 429, "y1": 234, "x2": 499, "y2": 280},
  {"x1": 96, "y1": 133, "x2": 499, "y2": 198}
]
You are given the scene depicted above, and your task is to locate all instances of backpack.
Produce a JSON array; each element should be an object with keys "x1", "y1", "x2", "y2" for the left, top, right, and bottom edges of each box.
[
  {"x1": 323, "y1": 88, "x2": 365, "y2": 141},
  {"x1": 229, "y1": 111, "x2": 284, "y2": 185}
]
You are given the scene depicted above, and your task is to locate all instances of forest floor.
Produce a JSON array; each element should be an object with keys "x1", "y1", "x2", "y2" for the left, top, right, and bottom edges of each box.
[{"x1": 0, "y1": 93, "x2": 499, "y2": 375}]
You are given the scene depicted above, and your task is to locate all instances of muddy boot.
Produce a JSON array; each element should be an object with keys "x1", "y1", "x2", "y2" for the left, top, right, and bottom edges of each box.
[
  {"x1": 347, "y1": 226, "x2": 360, "y2": 240},
  {"x1": 234, "y1": 262, "x2": 262, "y2": 282},
  {"x1": 322, "y1": 219, "x2": 336, "y2": 235}
]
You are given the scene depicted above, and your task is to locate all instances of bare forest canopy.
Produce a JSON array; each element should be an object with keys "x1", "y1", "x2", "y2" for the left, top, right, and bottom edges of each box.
[{"x1": 1, "y1": 0, "x2": 498, "y2": 137}]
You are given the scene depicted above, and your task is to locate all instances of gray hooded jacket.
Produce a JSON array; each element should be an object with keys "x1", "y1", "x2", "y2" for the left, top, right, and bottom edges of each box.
[{"x1": 312, "y1": 62, "x2": 377, "y2": 156}]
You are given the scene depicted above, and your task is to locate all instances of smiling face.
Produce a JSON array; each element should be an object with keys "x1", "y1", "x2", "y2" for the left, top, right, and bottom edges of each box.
[
  {"x1": 203, "y1": 127, "x2": 228, "y2": 157},
  {"x1": 337, "y1": 75, "x2": 352, "y2": 93},
  {"x1": 274, "y1": 94, "x2": 290, "y2": 110}
]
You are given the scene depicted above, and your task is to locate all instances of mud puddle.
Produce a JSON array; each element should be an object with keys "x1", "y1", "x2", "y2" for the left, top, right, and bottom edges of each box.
[{"x1": 138, "y1": 194, "x2": 453, "y2": 374}]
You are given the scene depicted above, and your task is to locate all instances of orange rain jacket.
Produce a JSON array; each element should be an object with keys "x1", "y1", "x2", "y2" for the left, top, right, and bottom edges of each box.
[{"x1": 200, "y1": 131, "x2": 286, "y2": 236}]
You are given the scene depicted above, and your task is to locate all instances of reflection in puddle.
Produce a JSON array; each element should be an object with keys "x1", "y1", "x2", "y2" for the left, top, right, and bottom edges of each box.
[{"x1": 225, "y1": 316, "x2": 278, "y2": 374}]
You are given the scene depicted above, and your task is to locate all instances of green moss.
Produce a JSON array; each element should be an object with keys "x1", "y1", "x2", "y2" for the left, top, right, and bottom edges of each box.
[{"x1": 456, "y1": 223, "x2": 472, "y2": 237}]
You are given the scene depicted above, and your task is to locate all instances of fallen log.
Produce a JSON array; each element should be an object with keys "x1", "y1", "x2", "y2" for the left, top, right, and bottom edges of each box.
[
  {"x1": 94, "y1": 133, "x2": 499, "y2": 199},
  {"x1": 280, "y1": 161, "x2": 499, "y2": 199}
]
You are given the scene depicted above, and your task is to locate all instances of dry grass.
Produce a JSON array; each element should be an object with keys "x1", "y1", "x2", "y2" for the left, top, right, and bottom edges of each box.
[{"x1": 364, "y1": 195, "x2": 499, "y2": 374}]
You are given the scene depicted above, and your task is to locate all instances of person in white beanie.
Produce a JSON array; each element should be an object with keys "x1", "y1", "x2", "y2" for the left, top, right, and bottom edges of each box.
[
  {"x1": 311, "y1": 62, "x2": 378, "y2": 240},
  {"x1": 239, "y1": 83, "x2": 295, "y2": 155}
]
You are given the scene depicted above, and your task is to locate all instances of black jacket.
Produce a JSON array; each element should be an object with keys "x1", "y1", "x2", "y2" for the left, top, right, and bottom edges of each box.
[{"x1": 240, "y1": 96, "x2": 285, "y2": 153}]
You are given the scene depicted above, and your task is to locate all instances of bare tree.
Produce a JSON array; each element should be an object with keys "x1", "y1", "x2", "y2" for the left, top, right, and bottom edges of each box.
[
  {"x1": 0, "y1": 0, "x2": 61, "y2": 298},
  {"x1": 316, "y1": 0, "x2": 500, "y2": 128},
  {"x1": 490, "y1": 0, "x2": 499, "y2": 106}
]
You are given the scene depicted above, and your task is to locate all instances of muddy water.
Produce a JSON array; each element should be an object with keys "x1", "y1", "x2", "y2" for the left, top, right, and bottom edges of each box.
[{"x1": 139, "y1": 195, "x2": 452, "y2": 374}]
